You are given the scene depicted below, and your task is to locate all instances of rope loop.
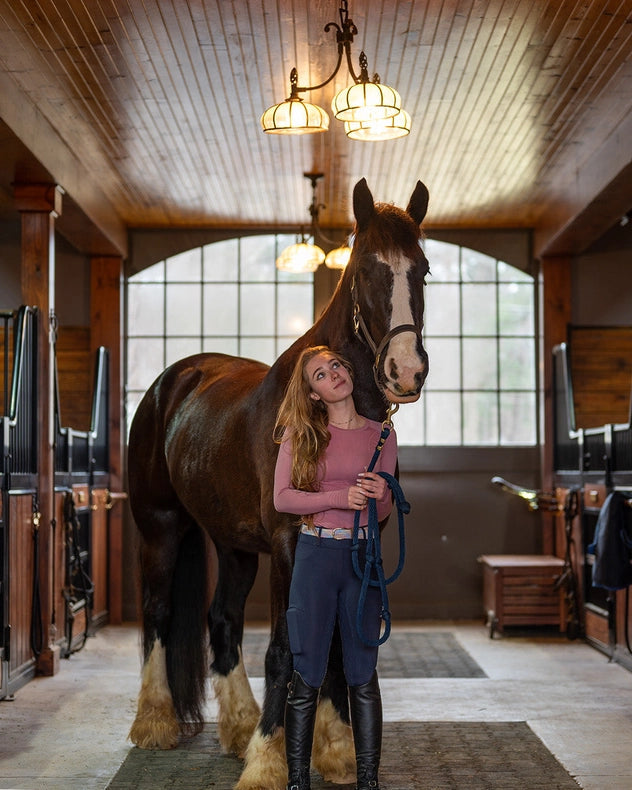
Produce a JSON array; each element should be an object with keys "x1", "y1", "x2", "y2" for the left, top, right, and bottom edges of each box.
[{"x1": 351, "y1": 422, "x2": 409, "y2": 647}]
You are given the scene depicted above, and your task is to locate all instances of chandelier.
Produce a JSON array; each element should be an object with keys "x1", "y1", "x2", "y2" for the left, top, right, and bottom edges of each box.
[
  {"x1": 276, "y1": 173, "x2": 352, "y2": 273},
  {"x1": 261, "y1": 1, "x2": 411, "y2": 141}
]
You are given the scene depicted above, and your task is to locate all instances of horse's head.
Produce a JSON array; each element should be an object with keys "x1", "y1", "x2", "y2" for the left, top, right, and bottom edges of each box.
[{"x1": 347, "y1": 178, "x2": 430, "y2": 404}]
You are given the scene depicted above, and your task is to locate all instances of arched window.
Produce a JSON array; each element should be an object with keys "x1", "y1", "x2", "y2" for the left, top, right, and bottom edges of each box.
[
  {"x1": 125, "y1": 235, "x2": 313, "y2": 430},
  {"x1": 126, "y1": 236, "x2": 536, "y2": 447},
  {"x1": 395, "y1": 239, "x2": 537, "y2": 446}
]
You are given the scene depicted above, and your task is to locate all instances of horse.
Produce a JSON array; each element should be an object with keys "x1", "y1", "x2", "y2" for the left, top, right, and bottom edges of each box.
[{"x1": 127, "y1": 177, "x2": 430, "y2": 790}]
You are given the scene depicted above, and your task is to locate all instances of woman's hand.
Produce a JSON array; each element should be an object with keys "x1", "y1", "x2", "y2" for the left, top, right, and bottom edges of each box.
[
  {"x1": 357, "y1": 472, "x2": 387, "y2": 500},
  {"x1": 347, "y1": 484, "x2": 369, "y2": 510}
]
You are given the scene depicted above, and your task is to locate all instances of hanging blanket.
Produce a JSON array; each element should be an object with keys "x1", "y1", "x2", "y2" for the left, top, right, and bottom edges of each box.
[{"x1": 587, "y1": 491, "x2": 632, "y2": 590}]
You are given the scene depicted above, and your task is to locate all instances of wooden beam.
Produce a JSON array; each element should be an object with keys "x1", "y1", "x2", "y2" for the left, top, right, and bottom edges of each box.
[
  {"x1": 534, "y1": 111, "x2": 632, "y2": 258},
  {"x1": 15, "y1": 181, "x2": 62, "y2": 676},
  {"x1": 90, "y1": 256, "x2": 125, "y2": 625},
  {"x1": 539, "y1": 255, "x2": 572, "y2": 556},
  {"x1": 0, "y1": 70, "x2": 127, "y2": 257}
]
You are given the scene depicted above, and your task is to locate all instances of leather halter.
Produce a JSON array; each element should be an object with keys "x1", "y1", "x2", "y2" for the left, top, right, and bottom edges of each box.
[{"x1": 351, "y1": 272, "x2": 423, "y2": 390}]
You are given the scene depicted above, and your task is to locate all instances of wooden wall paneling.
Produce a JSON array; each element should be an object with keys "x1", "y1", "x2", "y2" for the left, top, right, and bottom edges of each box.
[
  {"x1": 52, "y1": 490, "x2": 66, "y2": 651},
  {"x1": 569, "y1": 326, "x2": 632, "y2": 429},
  {"x1": 90, "y1": 488, "x2": 109, "y2": 626},
  {"x1": 56, "y1": 326, "x2": 92, "y2": 431},
  {"x1": 8, "y1": 493, "x2": 36, "y2": 684},
  {"x1": 540, "y1": 256, "x2": 572, "y2": 555},
  {"x1": 90, "y1": 256, "x2": 124, "y2": 624},
  {"x1": 15, "y1": 182, "x2": 63, "y2": 676}
]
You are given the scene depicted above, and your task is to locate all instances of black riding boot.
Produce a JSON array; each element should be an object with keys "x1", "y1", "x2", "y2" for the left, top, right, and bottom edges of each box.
[
  {"x1": 285, "y1": 670, "x2": 319, "y2": 790},
  {"x1": 349, "y1": 671, "x2": 383, "y2": 790}
]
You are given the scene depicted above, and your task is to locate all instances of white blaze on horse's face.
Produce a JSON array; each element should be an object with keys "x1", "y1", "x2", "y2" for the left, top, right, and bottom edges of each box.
[{"x1": 382, "y1": 250, "x2": 427, "y2": 403}]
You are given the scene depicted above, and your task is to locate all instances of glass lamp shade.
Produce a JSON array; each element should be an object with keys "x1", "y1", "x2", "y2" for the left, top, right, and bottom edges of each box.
[
  {"x1": 276, "y1": 242, "x2": 325, "y2": 273},
  {"x1": 332, "y1": 81, "x2": 401, "y2": 122},
  {"x1": 324, "y1": 246, "x2": 352, "y2": 269},
  {"x1": 344, "y1": 109, "x2": 411, "y2": 141},
  {"x1": 261, "y1": 98, "x2": 329, "y2": 134}
]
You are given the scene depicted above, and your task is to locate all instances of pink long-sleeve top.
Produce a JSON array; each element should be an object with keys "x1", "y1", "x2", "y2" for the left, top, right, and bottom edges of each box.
[{"x1": 273, "y1": 419, "x2": 398, "y2": 529}]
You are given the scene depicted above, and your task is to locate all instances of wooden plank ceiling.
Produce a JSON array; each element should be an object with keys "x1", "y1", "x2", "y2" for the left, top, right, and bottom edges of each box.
[{"x1": 0, "y1": 0, "x2": 631, "y2": 258}]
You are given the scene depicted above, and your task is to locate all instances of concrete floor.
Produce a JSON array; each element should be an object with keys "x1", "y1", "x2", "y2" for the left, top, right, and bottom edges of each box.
[{"x1": 0, "y1": 622, "x2": 631, "y2": 790}]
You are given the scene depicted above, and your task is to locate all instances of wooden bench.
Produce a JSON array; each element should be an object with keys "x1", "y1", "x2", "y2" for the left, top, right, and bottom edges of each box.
[{"x1": 478, "y1": 554, "x2": 567, "y2": 638}]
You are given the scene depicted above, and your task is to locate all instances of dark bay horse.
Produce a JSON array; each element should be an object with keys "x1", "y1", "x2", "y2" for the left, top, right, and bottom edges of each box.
[{"x1": 127, "y1": 178, "x2": 430, "y2": 789}]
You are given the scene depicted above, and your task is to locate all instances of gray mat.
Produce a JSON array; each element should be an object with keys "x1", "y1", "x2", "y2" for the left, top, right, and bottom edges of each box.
[
  {"x1": 108, "y1": 721, "x2": 580, "y2": 789},
  {"x1": 241, "y1": 630, "x2": 487, "y2": 679}
]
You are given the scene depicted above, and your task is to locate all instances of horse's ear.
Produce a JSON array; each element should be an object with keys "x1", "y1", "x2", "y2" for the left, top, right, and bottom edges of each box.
[
  {"x1": 353, "y1": 178, "x2": 375, "y2": 231},
  {"x1": 406, "y1": 181, "x2": 429, "y2": 226}
]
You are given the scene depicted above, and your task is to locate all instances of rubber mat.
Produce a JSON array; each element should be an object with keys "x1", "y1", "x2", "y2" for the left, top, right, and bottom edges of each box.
[
  {"x1": 108, "y1": 721, "x2": 580, "y2": 789},
  {"x1": 240, "y1": 630, "x2": 487, "y2": 679}
]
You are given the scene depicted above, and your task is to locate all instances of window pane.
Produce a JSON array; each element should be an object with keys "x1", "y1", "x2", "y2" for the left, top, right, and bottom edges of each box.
[
  {"x1": 425, "y1": 284, "x2": 460, "y2": 335},
  {"x1": 499, "y1": 283, "x2": 534, "y2": 335},
  {"x1": 203, "y1": 239, "x2": 238, "y2": 281},
  {"x1": 424, "y1": 239, "x2": 459, "y2": 281},
  {"x1": 132, "y1": 261, "x2": 164, "y2": 283},
  {"x1": 278, "y1": 284, "x2": 313, "y2": 336},
  {"x1": 127, "y1": 338, "x2": 164, "y2": 391},
  {"x1": 462, "y1": 284, "x2": 496, "y2": 334},
  {"x1": 501, "y1": 392, "x2": 536, "y2": 444},
  {"x1": 461, "y1": 249, "x2": 496, "y2": 282},
  {"x1": 424, "y1": 338, "x2": 460, "y2": 389},
  {"x1": 166, "y1": 248, "x2": 201, "y2": 281},
  {"x1": 166, "y1": 337, "x2": 201, "y2": 365},
  {"x1": 241, "y1": 284, "x2": 275, "y2": 334},
  {"x1": 128, "y1": 283, "x2": 164, "y2": 335},
  {"x1": 203, "y1": 337, "x2": 238, "y2": 355},
  {"x1": 464, "y1": 392, "x2": 498, "y2": 445},
  {"x1": 203, "y1": 283, "x2": 238, "y2": 335},
  {"x1": 126, "y1": 390, "x2": 146, "y2": 437},
  {"x1": 463, "y1": 338, "x2": 497, "y2": 390},
  {"x1": 425, "y1": 392, "x2": 461, "y2": 444},
  {"x1": 395, "y1": 398, "x2": 425, "y2": 445},
  {"x1": 241, "y1": 337, "x2": 276, "y2": 365},
  {"x1": 241, "y1": 235, "x2": 277, "y2": 281},
  {"x1": 166, "y1": 284, "x2": 201, "y2": 335},
  {"x1": 499, "y1": 338, "x2": 535, "y2": 389},
  {"x1": 498, "y1": 261, "x2": 531, "y2": 282}
]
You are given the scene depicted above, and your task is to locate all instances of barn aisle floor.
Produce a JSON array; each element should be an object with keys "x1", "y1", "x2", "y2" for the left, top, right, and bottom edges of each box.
[{"x1": 0, "y1": 622, "x2": 631, "y2": 790}]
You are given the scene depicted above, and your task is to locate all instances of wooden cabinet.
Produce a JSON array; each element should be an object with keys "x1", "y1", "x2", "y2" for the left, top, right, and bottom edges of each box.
[{"x1": 478, "y1": 554, "x2": 567, "y2": 637}]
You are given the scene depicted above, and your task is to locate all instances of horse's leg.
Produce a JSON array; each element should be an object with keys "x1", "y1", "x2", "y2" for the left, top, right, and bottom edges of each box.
[
  {"x1": 209, "y1": 546, "x2": 261, "y2": 758},
  {"x1": 313, "y1": 622, "x2": 356, "y2": 784},
  {"x1": 130, "y1": 515, "x2": 210, "y2": 750},
  {"x1": 236, "y1": 530, "x2": 294, "y2": 790},
  {"x1": 129, "y1": 524, "x2": 183, "y2": 749}
]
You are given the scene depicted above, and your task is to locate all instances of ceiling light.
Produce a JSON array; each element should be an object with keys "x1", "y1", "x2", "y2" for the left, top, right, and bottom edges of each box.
[
  {"x1": 324, "y1": 246, "x2": 352, "y2": 269},
  {"x1": 262, "y1": 1, "x2": 410, "y2": 140},
  {"x1": 276, "y1": 242, "x2": 325, "y2": 272},
  {"x1": 344, "y1": 109, "x2": 412, "y2": 141},
  {"x1": 276, "y1": 173, "x2": 351, "y2": 273}
]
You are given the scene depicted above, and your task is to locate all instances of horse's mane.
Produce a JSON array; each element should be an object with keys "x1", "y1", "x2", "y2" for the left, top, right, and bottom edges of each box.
[{"x1": 353, "y1": 201, "x2": 424, "y2": 260}]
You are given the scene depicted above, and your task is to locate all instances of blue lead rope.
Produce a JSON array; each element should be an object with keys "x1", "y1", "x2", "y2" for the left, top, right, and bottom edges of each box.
[{"x1": 351, "y1": 424, "x2": 410, "y2": 647}]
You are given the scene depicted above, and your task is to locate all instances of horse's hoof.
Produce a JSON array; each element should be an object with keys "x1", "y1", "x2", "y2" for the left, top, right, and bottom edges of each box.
[
  {"x1": 234, "y1": 727, "x2": 287, "y2": 790},
  {"x1": 312, "y1": 698, "x2": 356, "y2": 783},
  {"x1": 129, "y1": 710, "x2": 180, "y2": 750},
  {"x1": 213, "y1": 663, "x2": 261, "y2": 757}
]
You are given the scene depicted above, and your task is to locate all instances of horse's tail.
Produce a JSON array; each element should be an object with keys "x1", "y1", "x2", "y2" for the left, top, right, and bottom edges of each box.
[{"x1": 166, "y1": 525, "x2": 209, "y2": 735}]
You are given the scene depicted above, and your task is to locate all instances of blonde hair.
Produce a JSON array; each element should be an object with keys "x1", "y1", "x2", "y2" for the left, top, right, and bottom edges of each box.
[{"x1": 273, "y1": 345, "x2": 354, "y2": 492}]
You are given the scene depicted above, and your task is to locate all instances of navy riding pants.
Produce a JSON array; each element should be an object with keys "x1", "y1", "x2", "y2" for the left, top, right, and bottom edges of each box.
[{"x1": 286, "y1": 532, "x2": 381, "y2": 688}]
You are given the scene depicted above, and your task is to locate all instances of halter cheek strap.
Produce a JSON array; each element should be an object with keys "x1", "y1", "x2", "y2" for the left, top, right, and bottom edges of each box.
[
  {"x1": 351, "y1": 274, "x2": 423, "y2": 390},
  {"x1": 351, "y1": 418, "x2": 410, "y2": 647}
]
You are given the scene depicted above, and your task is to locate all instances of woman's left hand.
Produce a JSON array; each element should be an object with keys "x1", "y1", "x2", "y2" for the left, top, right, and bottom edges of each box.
[{"x1": 357, "y1": 472, "x2": 387, "y2": 500}]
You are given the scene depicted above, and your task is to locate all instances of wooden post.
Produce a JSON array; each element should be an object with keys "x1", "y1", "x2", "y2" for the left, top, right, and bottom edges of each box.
[
  {"x1": 539, "y1": 255, "x2": 572, "y2": 555},
  {"x1": 14, "y1": 182, "x2": 63, "y2": 675},
  {"x1": 90, "y1": 256, "x2": 125, "y2": 624}
]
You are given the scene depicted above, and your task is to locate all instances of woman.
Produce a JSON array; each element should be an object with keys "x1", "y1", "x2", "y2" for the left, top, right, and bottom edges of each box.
[{"x1": 273, "y1": 345, "x2": 398, "y2": 790}]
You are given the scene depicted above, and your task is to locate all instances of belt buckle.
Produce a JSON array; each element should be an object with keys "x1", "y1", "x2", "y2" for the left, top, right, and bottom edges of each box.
[{"x1": 332, "y1": 528, "x2": 348, "y2": 540}]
